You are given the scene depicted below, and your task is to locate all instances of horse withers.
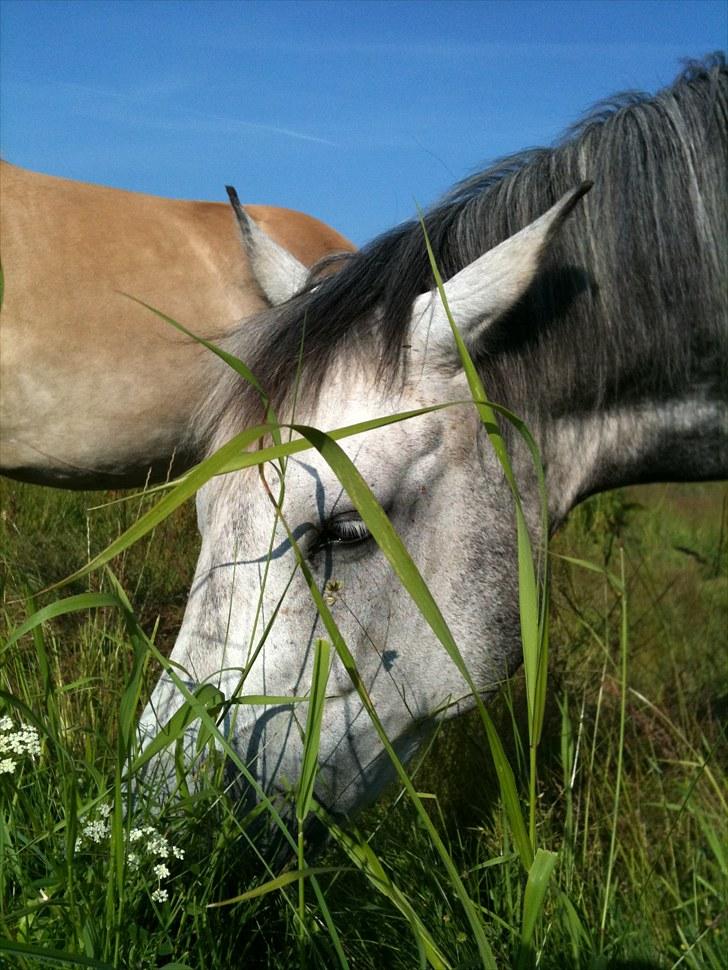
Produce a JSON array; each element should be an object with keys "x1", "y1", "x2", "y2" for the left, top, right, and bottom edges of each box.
[
  {"x1": 140, "y1": 56, "x2": 727, "y2": 816},
  {"x1": 0, "y1": 161, "x2": 354, "y2": 488}
]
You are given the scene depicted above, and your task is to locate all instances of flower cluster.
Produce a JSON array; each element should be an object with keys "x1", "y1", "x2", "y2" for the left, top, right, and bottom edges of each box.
[
  {"x1": 128, "y1": 825, "x2": 185, "y2": 904},
  {"x1": 74, "y1": 802, "x2": 112, "y2": 849},
  {"x1": 0, "y1": 715, "x2": 41, "y2": 775},
  {"x1": 75, "y1": 812, "x2": 184, "y2": 904}
]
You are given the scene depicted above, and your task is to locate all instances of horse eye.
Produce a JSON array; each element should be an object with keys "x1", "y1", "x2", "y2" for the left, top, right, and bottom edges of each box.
[{"x1": 320, "y1": 513, "x2": 371, "y2": 547}]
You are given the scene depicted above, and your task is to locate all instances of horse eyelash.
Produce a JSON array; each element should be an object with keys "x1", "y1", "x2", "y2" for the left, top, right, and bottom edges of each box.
[
  {"x1": 319, "y1": 516, "x2": 371, "y2": 548},
  {"x1": 328, "y1": 518, "x2": 371, "y2": 544}
]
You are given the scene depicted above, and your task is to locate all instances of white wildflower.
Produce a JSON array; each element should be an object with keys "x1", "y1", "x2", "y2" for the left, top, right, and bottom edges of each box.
[
  {"x1": 74, "y1": 805, "x2": 112, "y2": 850},
  {"x1": 0, "y1": 718, "x2": 41, "y2": 770},
  {"x1": 125, "y1": 822, "x2": 184, "y2": 901},
  {"x1": 147, "y1": 832, "x2": 170, "y2": 858},
  {"x1": 77, "y1": 814, "x2": 184, "y2": 899},
  {"x1": 129, "y1": 824, "x2": 174, "y2": 857},
  {"x1": 83, "y1": 818, "x2": 109, "y2": 843}
]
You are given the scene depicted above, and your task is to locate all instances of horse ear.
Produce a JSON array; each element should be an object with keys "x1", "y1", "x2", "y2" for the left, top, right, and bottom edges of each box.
[
  {"x1": 410, "y1": 183, "x2": 592, "y2": 356},
  {"x1": 226, "y1": 185, "x2": 309, "y2": 306}
]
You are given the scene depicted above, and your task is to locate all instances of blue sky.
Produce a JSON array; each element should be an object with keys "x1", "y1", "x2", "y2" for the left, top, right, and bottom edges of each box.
[{"x1": 1, "y1": 0, "x2": 725, "y2": 244}]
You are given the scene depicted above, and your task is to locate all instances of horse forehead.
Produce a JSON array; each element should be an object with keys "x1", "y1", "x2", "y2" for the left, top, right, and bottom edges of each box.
[{"x1": 311, "y1": 357, "x2": 465, "y2": 424}]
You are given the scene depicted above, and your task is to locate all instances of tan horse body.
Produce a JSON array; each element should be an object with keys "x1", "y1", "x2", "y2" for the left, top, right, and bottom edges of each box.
[{"x1": 0, "y1": 161, "x2": 354, "y2": 488}]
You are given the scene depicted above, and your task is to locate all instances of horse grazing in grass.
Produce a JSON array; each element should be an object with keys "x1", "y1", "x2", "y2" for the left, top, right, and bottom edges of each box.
[
  {"x1": 0, "y1": 161, "x2": 354, "y2": 488},
  {"x1": 146, "y1": 57, "x2": 727, "y2": 813}
]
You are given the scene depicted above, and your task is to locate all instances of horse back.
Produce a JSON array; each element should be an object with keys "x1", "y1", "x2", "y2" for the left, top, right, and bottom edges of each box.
[{"x1": 0, "y1": 161, "x2": 354, "y2": 487}]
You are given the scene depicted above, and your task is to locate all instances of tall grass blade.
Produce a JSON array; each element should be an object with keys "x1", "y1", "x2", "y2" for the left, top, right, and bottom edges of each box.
[
  {"x1": 318, "y1": 810, "x2": 451, "y2": 970},
  {"x1": 130, "y1": 683, "x2": 225, "y2": 774},
  {"x1": 310, "y1": 874, "x2": 351, "y2": 970},
  {"x1": 599, "y1": 548, "x2": 628, "y2": 941},
  {"x1": 296, "y1": 636, "x2": 331, "y2": 943},
  {"x1": 558, "y1": 891, "x2": 592, "y2": 961},
  {"x1": 207, "y1": 867, "x2": 343, "y2": 905},
  {"x1": 296, "y1": 638, "x2": 331, "y2": 823},
  {"x1": 516, "y1": 848, "x2": 559, "y2": 969},
  {"x1": 2, "y1": 593, "x2": 122, "y2": 650}
]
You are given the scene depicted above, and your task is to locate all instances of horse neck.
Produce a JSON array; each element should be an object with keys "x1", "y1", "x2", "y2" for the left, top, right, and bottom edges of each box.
[
  {"x1": 463, "y1": 61, "x2": 727, "y2": 526},
  {"x1": 539, "y1": 391, "x2": 728, "y2": 527},
  {"x1": 475, "y1": 229, "x2": 727, "y2": 525},
  {"x1": 495, "y1": 185, "x2": 725, "y2": 523},
  {"x1": 541, "y1": 231, "x2": 726, "y2": 523},
  {"x1": 510, "y1": 266, "x2": 728, "y2": 525}
]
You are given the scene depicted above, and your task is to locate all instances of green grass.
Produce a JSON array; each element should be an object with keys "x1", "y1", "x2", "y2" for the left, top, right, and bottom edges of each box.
[{"x1": 1, "y1": 472, "x2": 726, "y2": 969}]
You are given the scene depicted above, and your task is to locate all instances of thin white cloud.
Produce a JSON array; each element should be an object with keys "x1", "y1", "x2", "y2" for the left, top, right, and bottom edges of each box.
[
  {"x1": 4, "y1": 77, "x2": 338, "y2": 147},
  {"x1": 192, "y1": 110, "x2": 337, "y2": 146}
]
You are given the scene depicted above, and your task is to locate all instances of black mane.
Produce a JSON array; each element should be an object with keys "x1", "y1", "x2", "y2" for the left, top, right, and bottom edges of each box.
[{"x1": 201, "y1": 55, "x2": 727, "y2": 446}]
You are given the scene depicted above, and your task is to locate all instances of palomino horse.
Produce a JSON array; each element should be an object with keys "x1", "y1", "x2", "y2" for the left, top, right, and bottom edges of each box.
[
  {"x1": 144, "y1": 57, "x2": 726, "y2": 813},
  {"x1": 0, "y1": 161, "x2": 354, "y2": 488}
]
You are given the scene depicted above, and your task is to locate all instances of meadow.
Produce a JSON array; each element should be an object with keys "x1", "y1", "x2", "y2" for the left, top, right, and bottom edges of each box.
[
  {"x1": 3, "y1": 54, "x2": 726, "y2": 969},
  {"x1": 1, "y1": 457, "x2": 725, "y2": 970},
  {"x1": 0, "y1": 279, "x2": 726, "y2": 969}
]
